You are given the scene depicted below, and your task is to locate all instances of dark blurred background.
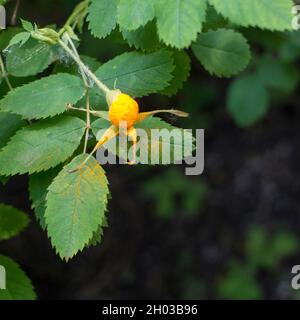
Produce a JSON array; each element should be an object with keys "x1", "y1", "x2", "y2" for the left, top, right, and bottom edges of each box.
[{"x1": 1, "y1": 0, "x2": 300, "y2": 299}]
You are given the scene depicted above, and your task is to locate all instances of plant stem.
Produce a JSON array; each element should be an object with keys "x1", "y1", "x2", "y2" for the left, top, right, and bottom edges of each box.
[
  {"x1": 68, "y1": 105, "x2": 96, "y2": 114},
  {"x1": 58, "y1": 39, "x2": 110, "y2": 96},
  {"x1": 64, "y1": 34, "x2": 89, "y2": 88},
  {"x1": 0, "y1": 55, "x2": 13, "y2": 90},
  {"x1": 84, "y1": 92, "x2": 91, "y2": 153},
  {"x1": 60, "y1": 0, "x2": 91, "y2": 35},
  {"x1": 11, "y1": 0, "x2": 21, "y2": 26}
]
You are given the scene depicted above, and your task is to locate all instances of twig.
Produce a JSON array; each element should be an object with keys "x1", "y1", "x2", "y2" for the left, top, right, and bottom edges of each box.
[
  {"x1": 11, "y1": 0, "x2": 20, "y2": 26},
  {"x1": 65, "y1": 33, "x2": 89, "y2": 88},
  {"x1": 83, "y1": 92, "x2": 91, "y2": 153},
  {"x1": 58, "y1": 39, "x2": 110, "y2": 96},
  {"x1": 0, "y1": 54, "x2": 13, "y2": 90}
]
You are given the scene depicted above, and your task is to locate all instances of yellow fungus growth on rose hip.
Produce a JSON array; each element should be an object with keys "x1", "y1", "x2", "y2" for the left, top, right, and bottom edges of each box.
[{"x1": 108, "y1": 93, "x2": 139, "y2": 128}]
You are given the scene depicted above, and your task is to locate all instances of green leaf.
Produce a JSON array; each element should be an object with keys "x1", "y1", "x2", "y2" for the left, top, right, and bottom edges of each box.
[
  {"x1": 217, "y1": 261, "x2": 262, "y2": 300},
  {"x1": 6, "y1": 38, "x2": 59, "y2": 77},
  {"x1": 0, "y1": 28, "x2": 23, "y2": 51},
  {"x1": 29, "y1": 168, "x2": 61, "y2": 230},
  {"x1": 257, "y1": 55, "x2": 299, "y2": 93},
  {"x1": 92, "y1": 116, "x2": 194, "y2": 164},
  {"x1": 227, "y1": 75, "x2": 270, "y2": 127},
  {"x1": 0, "y1": 115, "x2": 86, "y2": 175},
  {"x1": 0, "y1": 255, "x2": 36, "y2": 300},
  {"x1": 155, "y1": 0, "x2": 207, "y2": 48},
  {"x1": 20, "y1": 19, "x2": 34, "y2": 32},
  {"x1": 87, "y1": 216, "x2": 108, "y2": 247},
  {"x1": 94, "y1": 50, "x2": 174, "y2": 98},
  {"x1": 192, "y1": 29, "x2": 251, "y2": 77},
  {"x1": 209, "y1": 0, "x2": 294, "y2": 31},
  {"x1": 161, "y1": 50, "x2": 191, "y2": 96},
  {"x1": 0, "y1": 74, "x2": 85, "y2": 119},
  {"x1": 118, "y1": 0, "x2": 155, "y2": 31},
  {"x1": 6, "y1": 32, "x2": 30, "y2": 49},
  {"x1": 0, "y1": 112, "x2": 25, "y2": 149},
  {"x1": 143, "y1": 169, "x2": 207, "y2": 218},
  {"x1": 122, "y1": 21, "x2": 161, "y2": 52},
  {"x1": 0, "y1": 204, "x2": 29, "y2": 241},
  {"x1": 45, "y1": 154, "x2": 109, "y2": 260},
  {"x1": 87, "y1": 0, "x2": 118, "y2": 39},
  {"x1": 246, "y1": 228, "x2": 298, "y2": 269},
  {"x1": 203, "y1": 5, "x2": 228, "y2": 31}
]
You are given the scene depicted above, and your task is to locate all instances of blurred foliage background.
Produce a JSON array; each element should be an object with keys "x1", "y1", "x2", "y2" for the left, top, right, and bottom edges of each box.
[{"x1": 1, "y1": 0, "x2": 300, "y2": 299}]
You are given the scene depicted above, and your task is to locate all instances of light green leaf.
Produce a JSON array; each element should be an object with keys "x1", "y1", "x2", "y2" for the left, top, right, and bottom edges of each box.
[
  {"x1": 6, "y1": 38, "x2": 59, "y2": 77},
  {"x1": 246, "y1": 228, "x2": 298, "y2": 269},
  {"x1": 0, "y1": 255, "x2": 36, "y2": 300},
  {"x1": 87, "y1": 216, "x2": 108, "y2": 247},
  {"x1": 0, "y1": 74, "x2": 85, "y2": 119},
  {"x1": 192, "y1": 29, "x2": 251, "y2": 77},
  {"x1": 20, "y1": 19, "x2": 34, "y2": 32},
  {"x1": 92, "y1": 116, "x2": 194, "y2": 164},
  {"x1": 87, "y1": 0, "x2": 118, "y2": 38},
  {"x1": 0, "y1": 204, "x2": 29, "y2": 241},
  {"x1": 155, "y1": 0, "x2": 207, "y2": 48},
  {"x1": 0, "y1": 112, "x2": 25, "y2": 149},
  {"x1": 161, "y1": 50, "x2": 191, "y2": 96},
  {"x1": 0, "y1": 115, "x2": 86, "y2": 175},
  {"x1": 94, "y1": 50, "x2": 174, "y2": 98},
  {"x1": 209, "y1": 0, "x2": 294, "y2": 31},
  {"x1": 0, "y1": 28, "x2": 23, "y2": 51},
  {"x1": 122, "y1": 21, "x2": 161, "y2": 52},
  {"x1": 227, "y1": 75, "x2": 270, "y2": 127},
  {"x1": 29, "y1": 168, "x2": 61, "y2": 230},
  {"x1": 6, "y1": 32, "x2": 30, "y2": 49},
  {"x1": 217, "y1": 261, "x2": 262, "y2": 300},
  {"x1": 45, "y1": 154, "x2": 109, "y2": 260},
  {"x1": 118, "y1": 0, "x2": 155, "y2": 31}
]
